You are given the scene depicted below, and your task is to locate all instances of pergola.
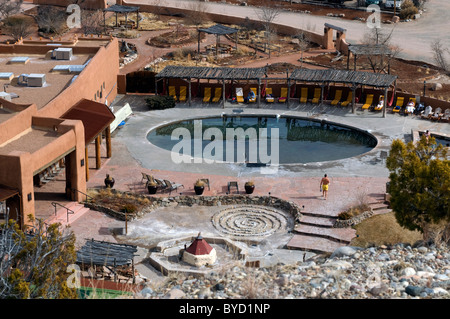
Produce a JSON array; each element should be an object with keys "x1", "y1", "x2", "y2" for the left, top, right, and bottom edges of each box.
[
  {"x1": 197, "y1": 24, "x2": 239, "y2": 56},
  {"x1": 156, "y1": 66, "x2": 397, "y2": 117},
  {"x1": 76, "y1": 239, "x2": 138, "y2": 283},
  {"x1": 155, "y1": 65, "x2": 266, "y2": 107},
  {"x1": 104, "y1": 4, "x2": 140, "y2": 29},
  {"x1": 288, "y1": 68, "x2": 397, "y2": 117},
  {"x1": 347, "y1": 44, "x2": 393, "y2": 73}
]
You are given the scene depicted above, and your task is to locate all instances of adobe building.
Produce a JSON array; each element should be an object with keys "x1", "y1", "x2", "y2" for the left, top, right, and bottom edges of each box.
[
  {"x1": 0, "y1": 36, "x2": 119, "y2": 229},
  {"x1": 182, "y1": 233, "x2": 217, "y2": 267}
]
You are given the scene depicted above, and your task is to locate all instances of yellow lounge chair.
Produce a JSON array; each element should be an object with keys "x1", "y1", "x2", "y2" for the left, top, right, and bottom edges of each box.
[
  {"x1": 169, "y1": 86, "x2": 176, "y2": 100},
  {"x1": 212, "y1": 87, "x2": 222, "y2": 103},
  {"x1": 248, "y1": 88, "x2": 257, "y2": 103},
  {"x1": 393, "y1": 96, "x2": 404, "y2": 113},
  {"x1": 311, "y1": 88, "x2": 321, "y2": 104},
  {"x1": 265, "y1": 87, "x2": 274, "y2": 103},
  {"x1": 203, "y1": 87, "x2": 211, "y2": 103},
  {"x1": 278, "y1": 87, "x2": 287, "y2": 103},
  {"x1": 341, "y1": 91, "x2": 352, "y2": 107},
  {"x1": 179, "y1": 86, "x2": 186, "y2": 102},
  {"x1": 362, "y1": 94, "x2": 373, "y2": 110},
  {"x1": 374, "y1": 95, "x2": 384, "y2": 111},
  {"x1": 236, "y1": 87, "x2": 244, "y2": 103},
  {"x1": 300, "y1": 87, "x2": 308, "y2": 104},
  {"x1": 331, "y1": 90, "x2": 342, "y2": 106}
]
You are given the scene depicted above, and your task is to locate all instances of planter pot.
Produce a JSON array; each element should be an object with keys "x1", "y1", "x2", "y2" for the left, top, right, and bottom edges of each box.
[
  {"x1": 194, "y1": 185, "x2": 205, "y2": 195},
  {"x1": 104, "y1": 176, "x2": 115, "y2": 188},
  {"x1": 148, "y1": 185, "x2": 158, "y2": 194},
  {"x1": 245, "y1": 185, "x2": 255, "y2": 194}
]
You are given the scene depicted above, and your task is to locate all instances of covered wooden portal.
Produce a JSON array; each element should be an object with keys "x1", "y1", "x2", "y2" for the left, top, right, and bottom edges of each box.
[
  {"x1": 61, "y1": 99, "x2": 115, "y2": 181},
  {"x1": 0, "y1": 185, "x2": 21, "y2": 225},
  {"x1": 289, "y1": 68, "x2": 397, "y2": 117},
  {"x1": 197, "y1": 24, "x2": 239, "y2": 56},
  {"x1": 76, "y1": 239, "x2": 138, "y2": 283},
  {"x1": 103, "y1": 4, "x2": 140, "y2": 30},
  {"x1": 155, "y1": 65, "x2": 266, "y2": 108},
  {"x1": 347, "y1": 44, "x2": 393, "y2": 74}
]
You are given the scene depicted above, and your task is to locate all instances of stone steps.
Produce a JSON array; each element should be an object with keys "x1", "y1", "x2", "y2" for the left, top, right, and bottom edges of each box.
[
  {"x1": 293, "y1": 224, "x2": 354, "y2": 244},
  {"x1": 46, "y1": 201, "x2": 90, "y2": 227},
  {"x1": 286, "y1": 234, "x2": 347, "y2": 254},
  {"x1": 298, "y1": 214, "x2": 336, "y2": 228}
]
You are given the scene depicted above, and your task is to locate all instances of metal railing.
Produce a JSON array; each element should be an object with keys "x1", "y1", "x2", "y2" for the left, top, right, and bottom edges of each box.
[
  {"x1": 51, "y1": 202, "x2": 74, "y2": 223},
  {"x1": 70, "y1": 188, "x2": 94, "y2": 204}
]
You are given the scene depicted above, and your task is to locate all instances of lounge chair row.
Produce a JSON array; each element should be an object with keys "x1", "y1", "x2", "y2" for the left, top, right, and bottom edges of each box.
[{"x1": 141, "y1": 173, "x2": 184, "y2": 194}]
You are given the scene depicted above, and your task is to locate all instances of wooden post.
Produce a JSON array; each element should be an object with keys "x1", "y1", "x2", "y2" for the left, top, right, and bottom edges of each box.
[
  {"x1": 287, "y1": 71, "x2": 291, "y2": 109},
  {"x1": 257, "y1": 78, "x2": 261, "y2": 108},
  {"x1": 136, "y1": 10, "x2": 139, "y2": 30},
  {"x1": 383, "y1": 87, "x2": 388, "y2": 118},
  {"x1": 351, "y1": 85, "x2": 357, "y2": 114},
  {"x1": 105, "y1": 126, "x2": 112, "y2": 158},
  {"x1": 95, "y1": 135, "x2": 101, "y2": 169},
  {"x1": 222, "y1": 79, "x2": 226, "y2": 109},
  {"x1": 85, "y1": 146, "x2": 89, "y2": 181},
  {"x1": 320, "y1": 84, "x2": 325, "y2": 104},
  {"x1": 188, "y1": 79, "x2": 192, "y2": 107}
]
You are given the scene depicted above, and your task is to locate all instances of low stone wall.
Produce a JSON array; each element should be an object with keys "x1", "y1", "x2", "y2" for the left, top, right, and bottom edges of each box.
[
  {"x1": 333, "y1": 210, "x2": 374, "y2": 228},
  {"x1": 84, "y1": 189, "x2": 303, "y2": 222}
]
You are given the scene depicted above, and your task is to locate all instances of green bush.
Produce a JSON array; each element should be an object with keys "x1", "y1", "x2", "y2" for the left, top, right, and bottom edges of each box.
[{"x1": 145, "y1": 95, "x2": 176, "y2": 110}]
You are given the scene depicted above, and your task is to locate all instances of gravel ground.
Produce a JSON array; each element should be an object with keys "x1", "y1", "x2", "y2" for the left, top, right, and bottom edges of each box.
[{"x1": 136, "y1": 242, "x2": 450, "y2": 299}]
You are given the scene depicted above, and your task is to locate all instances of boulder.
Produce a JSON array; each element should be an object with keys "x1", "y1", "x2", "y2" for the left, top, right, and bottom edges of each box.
[
  {"x1": 431, "y1": 83, "x2": 443, "y2": 91},
  {"x1": 330, "y1": 246, "x2": 362, "y2": 258},
  {"x1": 392, "y1": 16, "x2": 400, "y2": 23}
]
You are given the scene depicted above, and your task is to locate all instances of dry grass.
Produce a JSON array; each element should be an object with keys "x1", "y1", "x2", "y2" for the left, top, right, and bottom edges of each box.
[{"x1": 351, "y1": 212, "x2": 423, "y2": 248}]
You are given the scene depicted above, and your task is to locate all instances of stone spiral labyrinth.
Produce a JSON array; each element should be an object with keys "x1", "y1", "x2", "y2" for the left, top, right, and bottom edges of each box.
[{"x1": 211, "y1": 205, "x2": 289, "y2": 238}]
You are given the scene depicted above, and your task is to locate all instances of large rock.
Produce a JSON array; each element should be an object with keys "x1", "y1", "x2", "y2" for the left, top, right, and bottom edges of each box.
[
  {"x1": 431, "y1": 83, "x2": 443, "y2": 91},
  {"x1": 330, "y1": 246, "x2": 362, "y2": 258}
]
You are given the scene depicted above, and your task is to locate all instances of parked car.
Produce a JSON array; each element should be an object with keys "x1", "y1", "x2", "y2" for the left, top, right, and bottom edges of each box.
[{"x1": 385, "y1": 0, "x2": 403, "y2": 8}]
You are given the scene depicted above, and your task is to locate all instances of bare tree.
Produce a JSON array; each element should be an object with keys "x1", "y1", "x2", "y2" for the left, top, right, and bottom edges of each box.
[
  {"x1": 183, "y1": 0, "x2": 210, "y2": 29},
  {"x1": 255, "y1": 1, "x2": 281, "y2": 58},
  {"x1": 430, "y1": 39, "x2": 449, "y2": 73},
  {"x1": 294, "y1": 30, "x2": 311, "y2": 69},
  {"x1": 0, "y1": 0, "x2": 23, "y2": 21},
  {"x1": 35, "y1": 5, "x2": 67, "y2": 36},
  {"x1": 2, "y1": 16, "x2": 33, "y2": 41},
  {"x1": 361, "y1": 26, "x2": 402, "y2": 74},
  {"x1": 81, "y1": 9, "x2": 104, "y2": 35}
]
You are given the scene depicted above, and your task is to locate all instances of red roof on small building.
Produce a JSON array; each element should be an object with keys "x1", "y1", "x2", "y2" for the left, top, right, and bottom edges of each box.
[{"x1": 185, "y1": 234, "x2": 213, "y2": 256}]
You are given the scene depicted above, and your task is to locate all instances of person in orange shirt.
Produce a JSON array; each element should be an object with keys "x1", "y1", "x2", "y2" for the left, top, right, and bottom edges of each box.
[{"x1": 320, "y1": 174, "x2": 330, "y2": 200}]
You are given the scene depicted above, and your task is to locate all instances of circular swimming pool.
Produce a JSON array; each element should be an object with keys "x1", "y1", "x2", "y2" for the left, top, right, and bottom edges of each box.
[{"x1": 146, "y1": 115, "x2": 377, "y2": 165}]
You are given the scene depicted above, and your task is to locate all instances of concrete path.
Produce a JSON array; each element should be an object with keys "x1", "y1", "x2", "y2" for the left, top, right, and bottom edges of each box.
[{"x1": 126, "y1": 0, "x2": 450, "y2": 65}]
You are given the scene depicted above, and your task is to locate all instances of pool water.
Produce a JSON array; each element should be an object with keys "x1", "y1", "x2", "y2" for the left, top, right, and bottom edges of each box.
[{"x1": 147, "y1": 116, "x2": 377, "y2": 164}]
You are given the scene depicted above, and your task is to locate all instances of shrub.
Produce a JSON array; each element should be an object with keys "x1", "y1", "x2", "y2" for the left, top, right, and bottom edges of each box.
[
  {"x1": 399, "y1": 0, "x2": 419, "y2": 19},
  {"x1": 121, "y1": 203, "x2": 137, "y2": 214},
  {"x1": 145, "y1": 95, "x2": 176, "y2": 110}
]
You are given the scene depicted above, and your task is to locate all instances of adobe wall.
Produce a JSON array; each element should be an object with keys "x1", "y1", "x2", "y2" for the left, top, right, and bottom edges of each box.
[
  {"x1": 32, "y1": 0, "x2": 107, "y2": 9},
  {"x1": 38, "y1": 38, "x2": 119, "y2": 118},
  {"x1": 0, "y1": 102, "x2": 37, "y2": 145}
]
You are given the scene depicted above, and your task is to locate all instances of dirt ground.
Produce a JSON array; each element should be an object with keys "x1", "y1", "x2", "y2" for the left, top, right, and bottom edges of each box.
[{"x1": 209, "y1": 0, "x2": 395, "y2": 22}]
